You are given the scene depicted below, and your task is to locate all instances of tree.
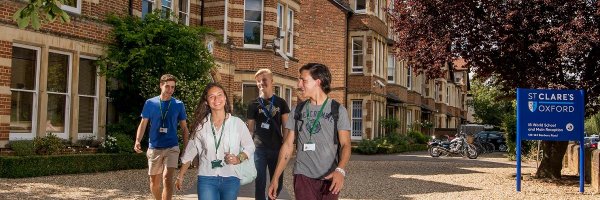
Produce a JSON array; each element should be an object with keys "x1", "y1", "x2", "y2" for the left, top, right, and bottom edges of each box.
[
  {"x1": 585, "y1": 113, "x2": 600, "y2": 135},
  {"x1": 390, "y1": 0, "x2": 600, "y2": 179},
  {"x1": 470, "y1": 78, "x2": 513, "y2": 126},
  {"x1": 13, "y1": 0, "x2": 70, "y2": 30},
  {"x1": 99, "y1": 12, "x2": 214, "y2": 135}
]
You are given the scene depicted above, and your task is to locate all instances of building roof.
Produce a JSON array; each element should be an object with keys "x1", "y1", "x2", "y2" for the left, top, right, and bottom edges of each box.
[
  {"x1": 329, "y1": 0, "x2": 353, "y2": 13},
  {"x1": 453, "y1": 58, "x2": 468, "y2": 70}
]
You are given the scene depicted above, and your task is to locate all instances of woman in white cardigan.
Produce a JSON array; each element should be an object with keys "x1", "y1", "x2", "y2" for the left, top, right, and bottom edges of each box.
[{"x1": 176, "y1": 83, "x2": 255, "y2": 200}]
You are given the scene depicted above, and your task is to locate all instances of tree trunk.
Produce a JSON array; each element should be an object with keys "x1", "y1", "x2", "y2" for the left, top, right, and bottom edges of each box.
[{"x1": 535, "y1": 141, "x2": 569, "y2": 179}]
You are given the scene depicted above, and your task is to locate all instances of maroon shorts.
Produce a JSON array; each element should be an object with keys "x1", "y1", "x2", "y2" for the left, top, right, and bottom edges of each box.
[{"x1": 293, "y1": 174, "x2": 339, "y2": 200}]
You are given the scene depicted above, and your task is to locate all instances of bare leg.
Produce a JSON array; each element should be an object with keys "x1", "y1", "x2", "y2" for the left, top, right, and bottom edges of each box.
[
  {"x1": 162, "y1": 167, "x2": 176, "y2": 200},
  {"x1": 150, "y1": 174, "x2": 162, "y2": 200}
]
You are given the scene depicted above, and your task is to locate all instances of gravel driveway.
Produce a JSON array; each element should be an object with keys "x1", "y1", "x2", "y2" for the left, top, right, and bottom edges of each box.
[{"x1": 1, "y1": 151, "x2": 598, "y2": 199}]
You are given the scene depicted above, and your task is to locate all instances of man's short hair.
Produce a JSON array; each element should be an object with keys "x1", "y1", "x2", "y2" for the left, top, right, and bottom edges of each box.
[
  {"x1": 254, "y1": 68, "x2": 273, "y2": 78},
  {"x1": 299, "y1": 63, "x2": 332, "y2": 94},
  {"x1": 160, "y1": 74, "x2": 177, "y2": 85}
]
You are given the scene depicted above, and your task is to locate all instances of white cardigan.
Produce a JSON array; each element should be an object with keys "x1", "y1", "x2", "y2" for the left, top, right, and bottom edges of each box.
[{"x1": 181, "y1": 114, "x2": 255, "y2": 178}]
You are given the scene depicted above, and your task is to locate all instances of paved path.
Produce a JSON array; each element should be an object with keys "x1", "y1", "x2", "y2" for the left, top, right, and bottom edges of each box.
[{"x1": 1, "y1": 152, "x2": 599, "y2": 199}]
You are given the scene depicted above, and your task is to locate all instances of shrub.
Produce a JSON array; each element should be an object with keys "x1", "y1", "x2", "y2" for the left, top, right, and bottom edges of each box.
[
  {"x1": 8, "y1": 140, "x2": 35, "y2": 156},
  {"x1": 356, "y1": 139, "x2": 378, "y2": 154},
  {"x1": 408, "y1": 130, "x2": 429, "y2": 144},
  {"x1": 0, "y1": 154, "x2": 147, "y2": 178},
  {"x1": 101, "y1": 133, "x2": 134, "y2": 153},
  {"x1": 75, "y1": 135, "x2": 102, "y2": 148},
  {"x1": 385, "y1": 132, "x2": 403, "y2": 145},
  {"x1": 33, "y1": 133, "x2": 66, "y2": 155}
]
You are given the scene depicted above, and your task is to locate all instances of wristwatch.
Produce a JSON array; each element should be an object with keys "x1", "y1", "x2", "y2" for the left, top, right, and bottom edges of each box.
[{"x1": 335, "y1": 167, "x2": 346, "y2": 177}]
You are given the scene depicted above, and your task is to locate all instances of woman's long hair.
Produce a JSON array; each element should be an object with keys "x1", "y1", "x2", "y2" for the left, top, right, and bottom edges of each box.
[{"x1": 190, "y1": 82, "x2": 232, "y2": 138}]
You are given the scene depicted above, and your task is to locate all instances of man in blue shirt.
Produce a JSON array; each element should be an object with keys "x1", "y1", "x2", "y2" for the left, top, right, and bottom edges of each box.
[{"x1": 134, "y1": 74, "x2": 189, "y2": 200}]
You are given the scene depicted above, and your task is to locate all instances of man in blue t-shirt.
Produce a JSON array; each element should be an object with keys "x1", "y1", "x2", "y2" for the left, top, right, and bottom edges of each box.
[{"x1": 134, "y1": 74, "x2": 189, "y2": 200}]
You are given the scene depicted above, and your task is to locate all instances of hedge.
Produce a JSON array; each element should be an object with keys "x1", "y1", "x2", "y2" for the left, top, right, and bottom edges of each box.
[{"x1": 0, "y1": 153, "x2": 147, "y2": 178}]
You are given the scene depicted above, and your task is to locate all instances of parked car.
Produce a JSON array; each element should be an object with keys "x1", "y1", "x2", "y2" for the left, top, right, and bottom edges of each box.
[
  {"x1": 584, "y1": 136, "x2": 599, "y2": 149},
  {"x1": 476, "y1": 131, "x2": 508, "y2": 152}
]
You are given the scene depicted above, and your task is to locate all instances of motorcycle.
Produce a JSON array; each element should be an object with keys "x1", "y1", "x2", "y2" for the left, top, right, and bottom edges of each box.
[{"x1": 428, "y1": 132, "x2": 478, "y2": 159}]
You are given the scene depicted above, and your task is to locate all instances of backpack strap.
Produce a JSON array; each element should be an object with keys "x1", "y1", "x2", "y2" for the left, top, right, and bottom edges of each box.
[
  {"x1": 293, "y1": 100, "x2": 309, "y2": 144},
  {"x1": 330, "y1": 100, "x2": 341, "y2": 164},
  {"x1": 331, "y1": 100, "x2": 340, "y2": 145}
]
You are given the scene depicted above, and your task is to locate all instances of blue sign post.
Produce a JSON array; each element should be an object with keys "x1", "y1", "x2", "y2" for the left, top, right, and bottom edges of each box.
[{"x1": 516, "y1": 88, "x2": 585, "y2": 193}]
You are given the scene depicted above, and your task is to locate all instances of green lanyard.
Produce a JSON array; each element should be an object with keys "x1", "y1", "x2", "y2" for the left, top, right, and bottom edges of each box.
[
  {"x1": 158, "y1": 98, "x2": 172, "y2": 128},
  {"x1": 305, "y1": 97, "x2": 329, "y2": 142},
  {"x1": 210, "y1": 116, "x2": 226, "y2": 157}
]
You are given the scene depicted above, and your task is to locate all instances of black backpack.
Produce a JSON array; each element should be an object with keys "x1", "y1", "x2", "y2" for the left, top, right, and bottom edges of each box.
[{"x1": 293, "y1": 99, "x2": 341, "y2": 146}]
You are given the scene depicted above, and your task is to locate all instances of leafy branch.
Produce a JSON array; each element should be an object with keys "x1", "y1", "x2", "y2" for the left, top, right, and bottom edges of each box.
[{"x1": 13, "y1": 0, "x2": 71, "y2": 30}]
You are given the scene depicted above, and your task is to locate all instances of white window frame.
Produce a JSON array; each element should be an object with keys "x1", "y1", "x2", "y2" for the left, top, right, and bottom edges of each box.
[
  {"x1": 375, "y1": 0, "x2": 380, "y2": 17},
  {"x1": 77, "y1": 55, "x2": 99, "y2": 139},
  {"x1": 351, "y1": 100, "x2": 363, "y2": 140},
  {"x1": 241, "y1": 82, "x2": 258, "y2": 105},
  {"x1": 178, "y1": 0, "x2": 190, "y2": 25},
  {"x1": 277, "y1": 4, "x2": 285, "y2": 39},
  {"x1": 243, "y1": 0, "x2": 264, "y2": 49},
  {"x1": 351, "y1": 36, "x2": 364, "y2": 73},
  {"x1": 46, "y1": 49, "x2": 73, "y2": 139},
  {"x1": 142, "y1": 0, "x2": 155, "y2": 17},
  {"x1": 407, "y1": 110, "x2": 413, "y2": 129},
  {"x1": 446, "y1": 86, "x2": 450, "y2": 104},
  {"x1": 162, "y1": 0, "x2": 173, "y2": 17},
  {"x1": 274, "y1": 85, "x2": 281, "y2": 97},
  {"x1": 286, "y1": 9, "x2": 294, "y2": 56},
  {"x1": 285, "y1": 87, "x2": 292, "y2": 108},
  {"x1": 354, "y1": 0, "x2": 366, "y2": 13},
  {"x1": 61, "y1": 0, "x2": 82, "y2": 14},
  {"x1": 407, "y1": 65, "x2": 412, "y2": 90},
  {"x1": 9, "y1": 44, "x2": 41, "y2": 140},
  {"x1": 387, "y1": 54, "x2": 395, "y2": 83}
]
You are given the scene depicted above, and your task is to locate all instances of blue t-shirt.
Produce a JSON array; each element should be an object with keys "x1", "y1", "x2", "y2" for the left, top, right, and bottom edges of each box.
[{"x1": 141, "y1": 96, "x2": 187, "y2": 148}]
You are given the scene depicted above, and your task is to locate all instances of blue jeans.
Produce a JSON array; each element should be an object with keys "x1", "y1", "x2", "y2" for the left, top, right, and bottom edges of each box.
[
  {"x1": 254, "y1": 148, "x2": 283, "y2": 200},
  {"x1": 197, "y1": 176, "x2": 240, "y2": 200}
]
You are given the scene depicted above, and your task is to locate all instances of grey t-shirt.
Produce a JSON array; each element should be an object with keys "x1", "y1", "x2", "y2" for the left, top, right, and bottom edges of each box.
[{"x1": 285, "y1": 98, "x2": 351, "y2": 179}]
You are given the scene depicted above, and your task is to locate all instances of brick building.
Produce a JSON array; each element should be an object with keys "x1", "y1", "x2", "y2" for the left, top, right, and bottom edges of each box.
[
  {"x1": 0, "y1": 0, "x2": 469, "y2": 147},
  {"x1": 345, "y1": 0, "x2": 470, "y2": 140}
]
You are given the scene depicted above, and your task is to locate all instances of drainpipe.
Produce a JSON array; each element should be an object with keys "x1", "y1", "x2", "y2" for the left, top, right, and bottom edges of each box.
[
  {"x1": 223, "y1": 0, "x2": 228, "y2": 44},
  {"x1": 200, "y1": 0, "x2": 205, "y2": 26},
  {"x1": 128, "y1": 0, "x2": 133, "y2": 15},
  {"x1": 344, "y1": 11, "x2": 353, "y2": 108}
]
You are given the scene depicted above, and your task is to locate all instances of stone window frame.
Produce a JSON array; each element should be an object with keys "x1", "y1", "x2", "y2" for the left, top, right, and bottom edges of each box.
[
  {"x1": 61, "y1": 0, "x2": 82, "y2": 14},
  {"x1": 243, "y1": 0, "x2": 264, "y2": 49},
  {"x1": 9, "y1": 44, "x2": 41, "y2": 140},
  {"x1": 77, "y1": 55, "x2": 100, "y2": 138}
]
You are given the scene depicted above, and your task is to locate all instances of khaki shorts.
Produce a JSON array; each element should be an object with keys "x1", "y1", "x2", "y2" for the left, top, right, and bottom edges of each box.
[{"x1": 146, "y1": 146, "x2": 180, "y2": 175}]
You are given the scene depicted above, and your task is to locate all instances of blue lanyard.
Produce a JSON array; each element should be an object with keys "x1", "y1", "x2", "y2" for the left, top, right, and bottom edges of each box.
[{"x1": 258, "y1": 96, "x2": 275, "y2": 121}]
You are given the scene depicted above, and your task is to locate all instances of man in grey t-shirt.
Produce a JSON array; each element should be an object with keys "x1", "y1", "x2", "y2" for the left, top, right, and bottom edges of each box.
[{"x1": 268, "y1": 63, "x2": 352, "y2": 200}]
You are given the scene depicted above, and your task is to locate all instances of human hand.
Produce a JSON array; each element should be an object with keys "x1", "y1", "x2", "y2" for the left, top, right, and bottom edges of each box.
[
  {"x1": 267, "y1": 180, "x2": 279, "y2": 200},
  {"x1": 225, "y1": 153, "x2": 240, "y2": 165},
  {"x1": 134, "y1": 141, "x2": 143, "y2": 153},
  {"x1": 175, "y1": 176, "x2": 183, "y2": 191},
  {"x1": 324, "y1": 170, "x2": 345, "y2": 195}
]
